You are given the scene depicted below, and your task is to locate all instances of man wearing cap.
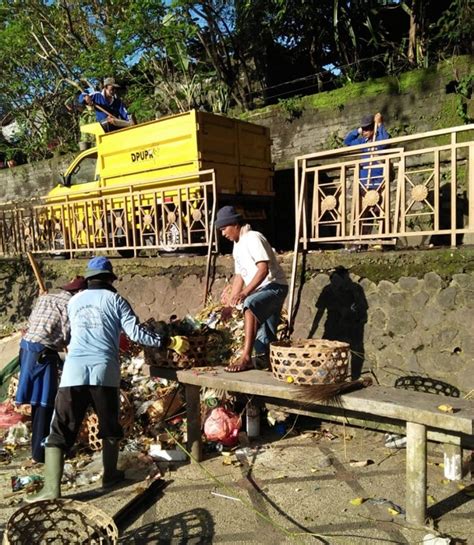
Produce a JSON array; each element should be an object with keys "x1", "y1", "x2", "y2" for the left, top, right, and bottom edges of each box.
[
  {"x1": 343, "y1": 112, "x2": 390, "y2": 190},
  {"x1": 16, "y1": 276, "x2": 87, "y2": 465},
  {"x1": 27, "y1": 256, "x2": 189, "y2": 502},
  {"x1": 344, "y1": 113, "x2": 390, "y2": 245},
  {"x1": 80, "y1": 77, "x2": 132, "y2": 131},
  {"x1": 215, "y1": 207, "x2": 288, "y2": 373}
]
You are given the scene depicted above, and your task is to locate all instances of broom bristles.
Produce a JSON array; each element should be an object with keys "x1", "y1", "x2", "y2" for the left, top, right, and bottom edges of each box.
[{"x1": 291, "y1": 378, "x2": 373, "y2": 403}]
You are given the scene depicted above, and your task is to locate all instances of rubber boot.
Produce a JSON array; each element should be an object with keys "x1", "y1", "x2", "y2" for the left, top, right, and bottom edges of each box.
[
  {"x1": 102, "y1": 438, "x2": 125, "y2": 489},
  {"x1": 26, "y1": 446, "x2": 64, "y2": 503}
]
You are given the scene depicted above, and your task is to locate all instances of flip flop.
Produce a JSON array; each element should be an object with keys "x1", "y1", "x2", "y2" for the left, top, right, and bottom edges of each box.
[{"x1": 224, "y1": 361, "x2": 254, "y2": 373}]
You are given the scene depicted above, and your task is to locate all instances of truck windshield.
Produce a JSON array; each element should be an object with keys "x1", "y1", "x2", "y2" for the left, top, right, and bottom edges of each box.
[{"x1": 69, "y1": 152, "x2": 98, "y2": 186}]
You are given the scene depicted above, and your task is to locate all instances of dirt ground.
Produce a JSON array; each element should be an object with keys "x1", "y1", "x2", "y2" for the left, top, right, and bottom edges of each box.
[{"x1": 1, "y1": 418, "x2": 473, "y2": 545}]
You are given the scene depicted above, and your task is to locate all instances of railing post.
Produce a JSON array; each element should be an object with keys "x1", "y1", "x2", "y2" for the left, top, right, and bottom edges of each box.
[{"x1": 450, "y1": 132, "x2": 457, "y2": 248}]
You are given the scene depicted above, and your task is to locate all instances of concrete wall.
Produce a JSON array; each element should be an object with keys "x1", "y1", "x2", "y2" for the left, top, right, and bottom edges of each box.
[
  {"x1": 0, "y1": 153, "x2": 73, "y2": 203},
  {"x1": 2, "y1": 248, "x2": 473, "y2": 393}
]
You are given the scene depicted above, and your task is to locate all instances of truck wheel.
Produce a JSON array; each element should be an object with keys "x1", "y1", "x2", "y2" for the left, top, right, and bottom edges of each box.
[{"x1": 159, "y1": 223, "x2": 181, "y2": 252}]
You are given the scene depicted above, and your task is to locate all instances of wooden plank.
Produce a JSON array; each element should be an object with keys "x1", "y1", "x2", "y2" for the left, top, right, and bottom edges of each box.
[
  {"x1": 264, "y1": 400, "x2": 474, "y2": 448},
  {"x1": 176, "y1": 369, "x2": 474, "y2": 434}
]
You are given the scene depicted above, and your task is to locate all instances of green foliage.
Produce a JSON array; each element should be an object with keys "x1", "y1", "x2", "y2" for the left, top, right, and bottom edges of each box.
[
  {"x1": 455, "y1": 74, "x2": 474, "y2": 124},
  {"x1": 324, "y1": 132, "x2": 343, "y2": 150},
  {"x1": 0, "y1": 1, "x2": 472, "y2": 162},
  {"x1": 278, "y1": 96, "x2": 304, "y2": 121}
]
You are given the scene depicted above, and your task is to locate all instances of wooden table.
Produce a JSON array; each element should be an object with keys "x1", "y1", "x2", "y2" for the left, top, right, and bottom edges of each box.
[{"x1": 176, "y1": 368, "x2": 474, "y2": 526}]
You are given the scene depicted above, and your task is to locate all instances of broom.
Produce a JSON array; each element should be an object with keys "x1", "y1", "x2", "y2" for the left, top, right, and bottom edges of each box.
[{"x1": 290, "y1": 377, "x2": 373, "y2": 404}]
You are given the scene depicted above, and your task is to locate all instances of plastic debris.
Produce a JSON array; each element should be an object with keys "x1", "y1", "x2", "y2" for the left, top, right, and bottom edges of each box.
[
  {"x1": 423, "y1": 534, "x2": 451, "y2": 544},
  {"x1": 148, "y1": 445, "x2": 187, "y2": 462},
  {"x1": 11, "y1": 474, "x2": 43, "y2": 492}
]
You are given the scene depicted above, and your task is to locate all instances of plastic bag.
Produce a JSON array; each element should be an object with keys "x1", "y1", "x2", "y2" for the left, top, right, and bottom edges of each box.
[
  {"x1": 204, "y1": 407, "x2": 241, "y2": 447},
  {"x1": 0, "y1": 402, "x2": 26, "y2": 429}
]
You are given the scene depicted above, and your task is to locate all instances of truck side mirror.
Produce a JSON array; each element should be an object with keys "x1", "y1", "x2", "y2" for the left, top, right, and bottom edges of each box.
[{"x1": 61, "y1": 174, "x2": 71, "y2": 187}]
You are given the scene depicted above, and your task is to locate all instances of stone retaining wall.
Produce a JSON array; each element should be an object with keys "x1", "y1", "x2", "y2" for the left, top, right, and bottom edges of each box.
[{"x1": 1, "y1": 248, "x2": 473, "y2": 393}]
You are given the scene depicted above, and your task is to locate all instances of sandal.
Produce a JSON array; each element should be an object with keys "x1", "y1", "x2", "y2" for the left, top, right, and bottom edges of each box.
[{"x1": 224, "y1": 354, "x2": 254, "y2": 373}]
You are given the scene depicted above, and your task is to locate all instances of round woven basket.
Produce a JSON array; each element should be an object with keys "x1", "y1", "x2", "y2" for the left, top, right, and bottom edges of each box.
[
  {"x1": 270, "y1": 339, "x2": 350, "y2": 385},
  {"x1": 144, "y1": 335, "x2": 207, "y2": 368},
  {"x1": 3, "y1": 499, "x2": 118, "y2": 544}
]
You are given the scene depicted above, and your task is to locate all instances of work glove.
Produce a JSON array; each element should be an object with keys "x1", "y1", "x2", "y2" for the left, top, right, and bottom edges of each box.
[{"x1": 168, "y1": 336, "x2": 190, "y2": 355}]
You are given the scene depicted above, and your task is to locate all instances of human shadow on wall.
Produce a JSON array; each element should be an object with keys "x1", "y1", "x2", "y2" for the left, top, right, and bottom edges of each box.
[{"x1": 308, "y1": 266, "x2": 368, "y2": 379}]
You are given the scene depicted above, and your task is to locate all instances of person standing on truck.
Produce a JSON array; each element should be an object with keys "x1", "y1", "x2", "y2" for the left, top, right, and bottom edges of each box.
[
  {"x1": 27, "y1": 256, "x2": 189, "y2": 502},
  {"x1": 216, "y1": 206, "x2": 288, "y2": 373},
  {"x1": 80, "y1": 77, "x2": 133, "y2": 132},
  {"x1": 15, "y1": 276, "x2": 87, "y2": 466}
]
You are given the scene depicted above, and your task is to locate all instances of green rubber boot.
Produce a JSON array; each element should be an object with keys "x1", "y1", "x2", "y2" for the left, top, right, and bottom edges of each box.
[
  {"x1": 26, "y1": 446, "x2": 64, "y2": 503},
  {"x1": 102, "y1": 438, "x2": 125, "y2": 489}
]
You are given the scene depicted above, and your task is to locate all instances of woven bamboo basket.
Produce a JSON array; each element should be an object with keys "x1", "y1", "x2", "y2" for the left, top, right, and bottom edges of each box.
[
  {"x1": 270, "y1": 339, "x2": 350, "y2": 385},
  {"x1": 79, "y1": 391, "x2": 135, "y2": 452},
  {"x1": 3, "y1": 499, "x2": 118, "y2": 544},
  {"x1": 144, "y1": 335, "x2": 208, "y2": 368}
]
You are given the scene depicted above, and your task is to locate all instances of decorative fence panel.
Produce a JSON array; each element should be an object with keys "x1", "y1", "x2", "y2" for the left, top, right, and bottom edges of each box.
[
  {"x1": 295, "y1": 124, "x2": 474, "y2": 248},
  {"x1": 0, "y1": 170, "x2": 217, "y2": 257}
]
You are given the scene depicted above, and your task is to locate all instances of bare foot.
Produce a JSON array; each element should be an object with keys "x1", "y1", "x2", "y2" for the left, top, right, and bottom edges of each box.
[{"x1": 225, "y1": 355, "x2": 254, "y2": 373}]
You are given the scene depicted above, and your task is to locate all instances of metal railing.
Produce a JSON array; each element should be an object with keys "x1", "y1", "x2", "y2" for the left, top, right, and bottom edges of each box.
[
  {"x1": 294, "y1": 124, "x2": 474, "y2": 248},
  {"x1": 288, "y1": 124, "x2": 474, "y2": 331},
  {"x1": 0, "y1": 170, "x2": 217, "y2": 258}
]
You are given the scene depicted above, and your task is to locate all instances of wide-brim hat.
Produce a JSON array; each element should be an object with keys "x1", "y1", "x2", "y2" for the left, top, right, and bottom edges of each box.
[
  {"x1": 361, "y1": 114, "x2": 375, "y2": 129},
  {"x1": 61, "y1": 276, "x2": 87, "y2": 292},
  {"x1": 85, "y1": 256, "x2": 117, "y2": 280},
  {"x1": 215, "y1": 206, "x2": 243, "y2": 229},
  {"x1": 103, "y1": 77, "x2": 120, "y2": 88}
]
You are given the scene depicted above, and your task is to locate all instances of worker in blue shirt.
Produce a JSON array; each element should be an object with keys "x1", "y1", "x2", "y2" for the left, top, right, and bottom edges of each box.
[
  {"x1": 343, "y1": 112, "x2": 390, "y2": 190},
  {"x1": 80, "y1": 77, "x2": 133, "y2": 132},
  {"x1": 27, "y1": 256, "x2": 189, "y2": 502}
]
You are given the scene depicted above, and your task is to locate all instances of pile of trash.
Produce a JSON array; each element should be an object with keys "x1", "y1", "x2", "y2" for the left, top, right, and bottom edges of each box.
[{"x1": 0, "y1": 300, "x2": 287, "y2": 501}]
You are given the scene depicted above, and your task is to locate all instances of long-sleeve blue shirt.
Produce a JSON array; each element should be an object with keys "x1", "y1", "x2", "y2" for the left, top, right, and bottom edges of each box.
[
  {"x1": 60, "y1": 287, "x2": 165, "y2": 387},
  {"x1": 343, "y1": 124, "x2": 390, "y2": 189},
  {"x1": 79, "y1": 91, "x2": 130, "y2": 123}
]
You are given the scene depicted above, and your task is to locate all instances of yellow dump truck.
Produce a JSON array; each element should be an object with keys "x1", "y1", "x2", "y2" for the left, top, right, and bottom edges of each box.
[{"x1": 31, "y1": 109, "x2": 272, "y2": 256}]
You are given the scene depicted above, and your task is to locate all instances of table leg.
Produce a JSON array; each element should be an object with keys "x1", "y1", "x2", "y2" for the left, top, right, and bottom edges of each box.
[
  {"x1": 406, "y1": 421, "x2": 427, "y2": 525},
  {"x1": 185, "y1": 384, "x2": 202, "y2": 462}
]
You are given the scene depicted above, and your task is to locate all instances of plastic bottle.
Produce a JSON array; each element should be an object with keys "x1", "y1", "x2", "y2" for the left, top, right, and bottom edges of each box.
[{"x1": 246, "y1": 404, "x2": 260, "y2": 438}]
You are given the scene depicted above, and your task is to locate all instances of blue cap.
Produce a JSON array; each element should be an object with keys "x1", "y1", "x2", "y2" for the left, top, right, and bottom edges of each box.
[
  {"x1": 85, "y1": 256, "x2": 117, "y2": 280},
  {"x1": 214, "y1": 206, "x2": 243, "y2": 229}
]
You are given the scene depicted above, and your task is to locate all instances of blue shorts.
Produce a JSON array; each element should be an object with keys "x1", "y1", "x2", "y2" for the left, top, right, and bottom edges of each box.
[{"x1": 243, "y1": 283, "x2": 288, "y2": 355}]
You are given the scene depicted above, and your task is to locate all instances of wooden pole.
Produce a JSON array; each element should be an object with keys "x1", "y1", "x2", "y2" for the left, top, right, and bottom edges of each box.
[
  {"x1": 185, "y1": 384, "x2": 202, "y2": 462},
  {"x1": 26, "y1": 252, "x2": 47, "y2": 294},
  {"x1": 287, "y1": 161, "x2": 307, "y2": 333},
  {"x1": 406, "y1": 421, "x2": 427, "y2": 525}
]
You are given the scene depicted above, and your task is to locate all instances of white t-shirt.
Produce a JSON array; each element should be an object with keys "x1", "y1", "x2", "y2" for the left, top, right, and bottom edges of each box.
[{"x1": 233, "y1": 229, "x2": 287, "y2": 289}]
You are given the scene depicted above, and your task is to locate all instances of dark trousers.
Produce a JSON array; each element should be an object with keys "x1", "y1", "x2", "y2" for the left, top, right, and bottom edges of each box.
[
  {"x1": 31, "y1": 405, "x2": 54, "y2": 463},
  {"x1": 46, "y1": 386, "x2": 123, "y2": 452}
]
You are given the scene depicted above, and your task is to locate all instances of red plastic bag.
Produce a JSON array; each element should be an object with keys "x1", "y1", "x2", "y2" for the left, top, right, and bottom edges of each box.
[
  {"x1": 204, "y1": 407, "x2": 241, "y2": 447},
  {"x1": 0, "y1": 402, "x2": 26, "y2": 429}
]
